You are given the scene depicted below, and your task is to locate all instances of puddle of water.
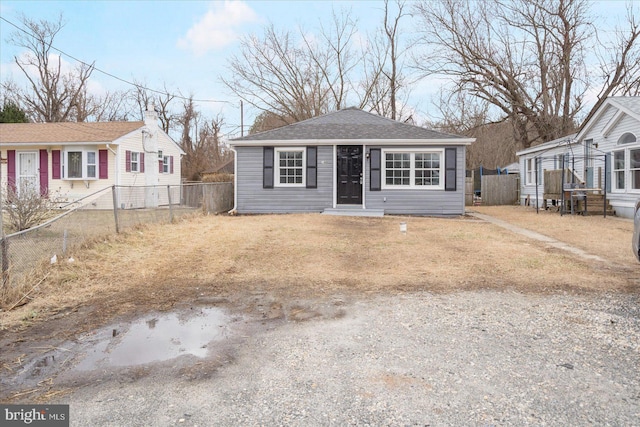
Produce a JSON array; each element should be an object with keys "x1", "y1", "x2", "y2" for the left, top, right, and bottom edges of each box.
[{"x1": 75, "y1": 308, "x2": 229, "y2": 370}]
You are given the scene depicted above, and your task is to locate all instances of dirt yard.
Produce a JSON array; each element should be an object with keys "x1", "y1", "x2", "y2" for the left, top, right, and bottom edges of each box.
[{"x1": 0, "y1": 206, "x2": 638, "y2": 413}]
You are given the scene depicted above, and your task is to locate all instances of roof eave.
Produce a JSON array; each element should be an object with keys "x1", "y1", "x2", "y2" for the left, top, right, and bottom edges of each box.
[
  {"x1": 0, "y1": 140, "x2": 122, "y2": 146},
  {"x1": 231, "y1": 138, "x2": 475, "y2": 147}
]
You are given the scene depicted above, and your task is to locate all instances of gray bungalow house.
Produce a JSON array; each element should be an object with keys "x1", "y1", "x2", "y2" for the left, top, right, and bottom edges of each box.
[{"x1": 229, "y1": 108, "x2": 474, "y2": 216}]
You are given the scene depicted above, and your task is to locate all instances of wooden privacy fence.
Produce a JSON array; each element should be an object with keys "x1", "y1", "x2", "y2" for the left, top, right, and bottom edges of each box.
[
  {"x1": 465, "y1": 176, "x2": 474, "y2": 205},
  {"x1": 480, "y1": 174, "x2": 519, "y2": 206},
  {"x1": 182, "y1": 182, "x2": 234, "y2": 213}
]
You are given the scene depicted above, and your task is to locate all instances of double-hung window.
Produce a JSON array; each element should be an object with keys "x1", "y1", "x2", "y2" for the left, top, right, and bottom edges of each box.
[
  {"x1": 275, "y1": 147, "x2": 305, "y2": 186},
  {"x1": 131, "y1": 152, "x2": 140, "y2": 172},
  {"x1": 526, "y1": 158, "x2": 534, "y2": 185},
  {"x1": 613, "y1": 150, "x2": 626, "y2": 190},
  {"x1": 63, "y1": 148, "x2": 98, "y2": 179},
  {"x1": 612, "y1": 132, "x2": 639, "y2": 192},
  {"x1": 382, "y1": 150, "x2": 443, "y2": 189},
  {"x1": 162, "y1": 156, "x2": 169, "y2": 174},
  {"x1": 631, "y1": 148, "x2": 640, "y2": 190}
]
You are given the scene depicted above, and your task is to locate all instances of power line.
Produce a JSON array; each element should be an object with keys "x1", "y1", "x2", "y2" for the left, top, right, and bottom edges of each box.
[{"x1": 0, "y1": 15, "x2": 234, "y2": 105}]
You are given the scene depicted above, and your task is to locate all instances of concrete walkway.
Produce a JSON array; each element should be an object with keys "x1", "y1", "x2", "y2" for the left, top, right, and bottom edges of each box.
[{"x1": 468, "y1": 211, "x2": 606, "y2": 263}]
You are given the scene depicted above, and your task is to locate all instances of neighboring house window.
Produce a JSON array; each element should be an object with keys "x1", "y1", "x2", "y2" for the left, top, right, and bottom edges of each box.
[
  {"x1": 163, "y1": 156, "x2": 169, "y2": 173},
  {"x1": 63, "y1": 149, "x2": 97, "y2": 179},
  {"x1": 613, "y1": 150, "x2": 625, "y2": 190},
  {"x1": 631, "y1": 148, "x2": 640, "y2": 190},
  {"x1": 525, "y1": 157, "x2": 542, "y2": 186},
  {"x1": 131, "y1": 152, "x2": 139, "y2": 172},
  {"x1": 612, "y1": 132, "x2": 639, "y2": 192},
  {"x1": 275, "y1": 148, "x2": 305, "y2": 186},
  {"x1": 619, "y1": 132, "x2": 637, "y2": 145},
  {"x1": 526, "y1": 158, "x2": 534, "y2": 185},
  {"x1": 554, "y1": 153, "x2": 568, "y2": 170},
  {"x1": 382, "y1": 150, "x2": 443, "y2": 189},
  {"x1": 125, "y1": 150, "x2": 144, "y2": 173},
  {"x1": 157, "y1": 155, "x2": 173, "y2": 174}
]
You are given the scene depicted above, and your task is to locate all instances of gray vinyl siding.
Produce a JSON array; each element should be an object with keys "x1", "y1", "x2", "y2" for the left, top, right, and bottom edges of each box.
[
  {"x1": 236, "y1": 146, "x2": 333, "y2": 213},
  {"x1": 365, "y1": 145, "x2": 466, "y2": 216}
]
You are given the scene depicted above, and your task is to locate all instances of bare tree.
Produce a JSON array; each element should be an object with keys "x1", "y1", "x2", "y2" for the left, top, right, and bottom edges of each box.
[
  {"x1": 413, "y1": 0, "x2": 592, "y2": 149},
  {"x1": 131, "y1": 81, "x2": 176, "y2": 132},
  {"x1": 177, "y1": 97, "x2": 229, "y2": 180},
  {"x1": 301, "y1": 9, "x2": 359, "y2": 112},
  {"x1": 249, "y1": 110, "x2": 291, "y2": 134},
  {"x1": 587, "y1": 5, "x2": 640, "y2": 122},
  {"x1": 73, "y1": 88, "x2": 132, "y2": 122},
  {"x1": 223, "y1": 25, "x2": 332, "y2": 125},
  {"x1": 4, "y1": 14, "x2": 95, "y2": 122},
  {"x1": 382, "y1": 0, "x2": 406, "y2": 120}
]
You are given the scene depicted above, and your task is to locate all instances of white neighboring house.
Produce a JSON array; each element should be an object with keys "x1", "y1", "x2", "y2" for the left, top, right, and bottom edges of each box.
[
  {"x1": 516, "y1": 96, "x2": 640, "y2": 218},
  {"x1": 0, "y1": 107, "x2": 185, "y2": 208}
]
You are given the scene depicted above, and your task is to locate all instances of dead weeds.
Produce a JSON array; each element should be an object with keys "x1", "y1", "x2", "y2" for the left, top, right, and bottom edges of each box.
[{"x1": 1, "y1": 208, "x2": 637, "y2": 338}]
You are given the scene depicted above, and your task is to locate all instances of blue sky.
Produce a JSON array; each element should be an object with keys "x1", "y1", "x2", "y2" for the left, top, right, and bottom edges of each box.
[{"x1": 0, "y1": 0, "x2": 634, "y2": 137}]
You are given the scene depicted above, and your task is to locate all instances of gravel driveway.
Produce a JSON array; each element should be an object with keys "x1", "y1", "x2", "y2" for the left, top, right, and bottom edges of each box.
[{"x1": 56, "y1": 290, "x2": 639, "y2": 426}]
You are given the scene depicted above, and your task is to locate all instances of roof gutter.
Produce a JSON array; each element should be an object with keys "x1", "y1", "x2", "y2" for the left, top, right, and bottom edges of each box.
[{"x1": 230, "y1": 138, "x2": 475, "y2": 147}]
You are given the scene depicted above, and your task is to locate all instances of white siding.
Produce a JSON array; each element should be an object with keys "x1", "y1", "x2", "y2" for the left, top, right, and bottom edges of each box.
[{"x1": 583, "y1": 104, "x2": 640, "y2": 218}]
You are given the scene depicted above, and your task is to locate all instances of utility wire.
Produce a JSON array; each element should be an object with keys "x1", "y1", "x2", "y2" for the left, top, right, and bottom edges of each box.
[{"x1": 0, "y1": 15, "x2": 234, "y2": 105}]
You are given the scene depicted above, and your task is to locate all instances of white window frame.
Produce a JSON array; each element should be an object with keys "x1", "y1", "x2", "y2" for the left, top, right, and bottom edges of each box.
[
  {"x1": 612, "y1": 149, "x2": 626, "y2": 192},
  {"x1": 131, "y1": 151, "x2": 140, "y2": 173},
  {"x1": 62, "y1": 147, "x2": 98, "y2": 180},
  {"x1": 630, "y1": 147, "x2": 640, "y2": 191},
  {"x1": 275, "y1": 147, "x2": 306, "y2": 187},
  {"x1": 162, "y1": 155, "x2": 169, "y2": 174},
  {"x1": 525, "y1": 158, "x2": 534, "y2": 185},
  {"x1": 381, "y1": 149, "x2": 444, "y2": 190},
  {"x1": 611, "y1": 132, "x2": 640, "y2": 193}
]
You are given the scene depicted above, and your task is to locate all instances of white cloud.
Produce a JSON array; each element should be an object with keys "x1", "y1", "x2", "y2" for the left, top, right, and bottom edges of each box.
[{"x1": 177, "y1": 1, "x2": 260, "y2": 55}]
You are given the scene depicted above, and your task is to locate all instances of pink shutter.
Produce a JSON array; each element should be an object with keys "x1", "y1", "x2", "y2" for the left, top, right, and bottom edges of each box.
[
  {"x1": 7, "y1": 150, "x2": 16, "y2": 193},
  {"x1": 39, "y1": 149, "x2": 49, "y2": 196},
  {"x1": 159, "y1": 160, "x2": 163, "y2": 173},
  {"x1": 170, "y1": 156, "x2": 174, "y2": 174},
  {"x1": 99, "y1": 149, "x2": 108, "y2": 179},
  {"x1": 125, "y1": 150, "x2": 131, "y2": 172},
  {"x1": 140, "y1": 152, "x2": 145, "y2": 173},
  {"x1": 52, "y1": 150, "x2": 61, "y2": 179}
]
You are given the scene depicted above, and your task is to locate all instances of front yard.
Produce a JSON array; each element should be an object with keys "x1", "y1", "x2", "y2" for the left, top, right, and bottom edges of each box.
[
  {"x1": 1, "y1": 206, "x2": 636, "y2": 333},
  {"x1": 1, "y1": 206, "x2": 638, "y2": 418}
]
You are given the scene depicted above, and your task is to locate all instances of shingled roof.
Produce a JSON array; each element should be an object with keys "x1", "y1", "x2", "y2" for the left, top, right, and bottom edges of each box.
[
  {"x1": 232, "y1": 108, "x2": 471, "y2": 143},
  {"x1": 0, "y1": 121, "x2": 144, "y2": 144}
]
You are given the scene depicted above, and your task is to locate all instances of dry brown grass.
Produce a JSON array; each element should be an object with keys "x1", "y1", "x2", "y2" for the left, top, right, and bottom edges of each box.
[
  {"x1": 1, "y1": 207, "x2": 637, "y2": 335},
  {"x1": 472, "y1": 205, "x2": 636, "y2": 267}
]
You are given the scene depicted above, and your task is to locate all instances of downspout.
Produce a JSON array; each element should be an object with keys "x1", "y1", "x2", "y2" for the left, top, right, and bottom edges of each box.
[
  {"x1": 106, "y1": 143, "x2": 119, "y2": 208},
  {"x1": 228, "y1": 146, "x2": 238, "y2": 214},
  {"x1": 106, "y1": 144, "x2": 118, "y2": 186}
]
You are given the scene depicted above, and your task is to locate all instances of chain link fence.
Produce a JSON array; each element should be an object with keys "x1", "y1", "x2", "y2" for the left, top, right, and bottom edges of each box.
[{"x1": 1, "y1": 182, "x2": 233, "y2": 288}]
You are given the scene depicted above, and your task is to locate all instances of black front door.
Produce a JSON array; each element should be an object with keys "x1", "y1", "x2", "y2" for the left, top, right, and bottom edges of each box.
[{"x1": 337, "y1": 145, "x2": 363, "y2": 204}]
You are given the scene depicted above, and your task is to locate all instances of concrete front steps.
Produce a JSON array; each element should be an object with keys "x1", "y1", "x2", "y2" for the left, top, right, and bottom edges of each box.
[{"x1": 322, "y1": 206, "x2": 385, "y2": 217}]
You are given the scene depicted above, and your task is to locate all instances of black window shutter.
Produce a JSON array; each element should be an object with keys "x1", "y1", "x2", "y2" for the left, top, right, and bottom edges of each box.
[
  {"x1": 370, "y1": 148, "x2": 381, "y2": 191},
  {"x1": 445, "y1": 147, "x2": 457, "y2": 191},
  {"x1": 263, "y1": 147, "x2": 274, "y2": 189},
  {"x1": 306, "y1": 146, "x2": 317, "y2": 188}
]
